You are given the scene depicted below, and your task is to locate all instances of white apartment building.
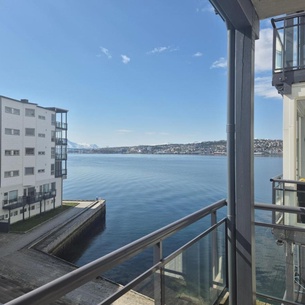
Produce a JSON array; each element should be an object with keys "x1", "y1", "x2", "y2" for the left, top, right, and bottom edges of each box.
[{"x1": 0, "y1": 95, "x2": 68, "y2": 231}]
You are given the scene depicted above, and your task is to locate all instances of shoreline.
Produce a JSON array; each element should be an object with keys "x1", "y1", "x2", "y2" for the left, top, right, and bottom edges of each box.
[{"x1": 0, "y1": 200, "x2": 152, "y2": 305}]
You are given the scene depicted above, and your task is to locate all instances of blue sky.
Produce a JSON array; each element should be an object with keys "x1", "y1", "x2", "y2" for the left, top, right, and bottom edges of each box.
[{"x1": 0, "y1": 0, "x2": 282, "y2": 147}]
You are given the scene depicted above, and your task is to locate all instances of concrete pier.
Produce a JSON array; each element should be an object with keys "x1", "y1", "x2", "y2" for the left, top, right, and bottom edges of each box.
[{"x1": 0, "y1": 200, "x2": 153, "y2": 305}]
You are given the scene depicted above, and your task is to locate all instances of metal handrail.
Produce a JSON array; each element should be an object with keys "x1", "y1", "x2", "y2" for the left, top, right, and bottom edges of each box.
[
  {"x1": 270, "y1": 176, "x2": 305, "y2": 185},
  {"x1": 271, "y1": 12, "x2": 305, "y2": 74},
  {"x1": 5, "y1": 199, "x2": 227, "y2": 305},
  {"x1": 101, "y1": 217, "x2": 227, "y2": 305}
]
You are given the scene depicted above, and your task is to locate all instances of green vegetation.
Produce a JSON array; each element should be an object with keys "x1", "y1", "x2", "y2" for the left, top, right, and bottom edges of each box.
[
  {"x1": 62, "y1": 201, "x2": 79, "y2": 207},
  {"x1": 10, "y1": 202, "x2": 78, "y2": 233}
]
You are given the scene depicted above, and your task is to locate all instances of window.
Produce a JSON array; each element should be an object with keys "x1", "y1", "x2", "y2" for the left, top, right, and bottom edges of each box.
[
  {"x1": 5, "y1": 106, "x2": 20, "y2": 115},
  {"x1": 51, "y1": 114, "x2": 56, "y2": 125},
  {"x1": 4, "y1": 170, "x2": 19, "y2": 178},
  {"x1": 24, "y1": 167, "x2": 34, "y2": 175},
  {"x1": 5, "y1": 150, "x2": 20, "y2": 156},
  {"x1": 51, "y1": 182, "x2": 56, "y2": 190},
  {"x1": 5, "y1": 128, "x2": 20, "y2": 135},
  {"x1": 38, "y1": 169, "x2": 45, "y2": 173},
  {"x1": 25, "y1": 148, "x2": 35, "y2": 155},
  {"x1": 38, "y1": 115, "x2": 45, "y2": 120},
  {"x1": 4, "y1": 190, "x2": 18, "y2": 204},
  {"x1": 25, "y1": 128, "x2": 35, "y2": 136},
  {"x1": 51, "y1": 164, "x2": 55, "y2": 175},
  {"x1": 38, "y1": 133, "x2": 45, "y2": 138},
  {"x1": 51, "y1": 147, "x2": 55, "y2": 159},
  {"x1": 25, "y1": 108, "x2": 35, "y2": 117},
  {"x1": 51, "y1": 130, "x2": 55, "y2": 142},
  {"x1": 38, "y1": 151, "x2": 45, "y2": 155},
  {"x1": 43, "y1": 184, "x2": 49, "y2": 193}
]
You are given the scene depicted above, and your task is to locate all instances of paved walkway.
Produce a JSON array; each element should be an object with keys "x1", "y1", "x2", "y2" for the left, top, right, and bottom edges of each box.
[
  {"x1": 0, "y1": 201, "x2": 96, "y2": 258},
  {"x1": 0, "y1": 201, "x2": 153, "y2": 305}
]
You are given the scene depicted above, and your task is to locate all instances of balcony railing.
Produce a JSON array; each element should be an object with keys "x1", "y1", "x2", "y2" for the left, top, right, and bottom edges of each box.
[
  {"x1": 3, "y1": 191, "x2": 56, "y2": 210},
  {"x1": 55, "y1": 168, "x2": 67, "y2": 178},
  {"x1": 56, "y1": 121, "x2": 68, "y2": 130},
  {"x1": 5, "y1": 198, "x2": 305, "y2": 305},
  {"x1": 270, "y1": 175, "x2": 305, "y2": 225},
  {"x1": 272, "y1": 12, "x2": 305, "y2": 94},
  {"x1": 272, "y1": 12, "x2": 305, "y2": 73},
  {"x1": 55, "y1": 153, "x2": 67, "y2": 160},
  {"x1": 55, "y1": 138, "x2": 67, "y2": 145},
  {"x1": 5, "y1": 199, "x2": 228, "y2": 305},
  {"x1": 255, "y1": 202, "x2": 305, "y2": 305}
]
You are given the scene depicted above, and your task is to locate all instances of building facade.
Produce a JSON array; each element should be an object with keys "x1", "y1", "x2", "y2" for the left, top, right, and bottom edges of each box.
[{"x1": 0, "y1": 95, "x2": 68, "y2": 228}]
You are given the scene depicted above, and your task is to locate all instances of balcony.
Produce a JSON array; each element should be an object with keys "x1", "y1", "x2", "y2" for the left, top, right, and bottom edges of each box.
[
  {"x1": 55, "y1": 168, "x2": 67, "y2": 179},
  {"x1": 56, "y1": 121, "x2": 68, "y2": 130},
  {"x1": 272, "y1": 12, "x2": 305, "y2": 94},
  {"x1": 55, "y1": 153, "x2": 67, "y2": 160},
  {"x1": 5, "y1": 197, "x2": 305, "y2": 305},
  {"x1": 3, "y1": 191, "x2": 56, "y2": 210},
  {"x1": 55, "y1": 138, "x2": 67, "y2": 145}
]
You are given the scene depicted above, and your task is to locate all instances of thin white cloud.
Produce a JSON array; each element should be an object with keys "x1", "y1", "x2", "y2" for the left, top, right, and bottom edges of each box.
[
  {"x1": 145, "y1": 131, "x2": 170, "y2": 136},
  {"x1": 99, "y1": 46, "x2": 112, "y2": 59},
  {"x1": 193, "y1": 52, "x2": 203, "y2": 57},
  {"x1": 209, "y1": 28, "x2": 273, "y2": 72},
  {"x1": 255, "y1": 76, "x2": 281, "y2": 99},
  {"x1": 210, "y1": 57, "x2": 227, "y2": 69},
  {"x1": 121, "y1": 54, "x2": 131, "y2": 64},
  {"x1": 145, "y1": 132, "x2": 156, "y2": 135},
  {"x1": 147, "y1": 46, "x2": 178, "y2": 55},
  {"x1": 196, "y1": 3, "x2": 215, "y2": 13},
  {"x1": 255, "y1": 28, "x2": 273, "y2": 73},
  {"x1": 117, "y1": 129, "x2": 133, "y2": 134}
]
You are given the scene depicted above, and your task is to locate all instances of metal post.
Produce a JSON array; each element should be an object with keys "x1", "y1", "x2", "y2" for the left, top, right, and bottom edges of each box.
[
  {"x1": 226, "y1": 23, "x2": 237, "y2": 305},
  {"x1": 285, "y1": 241, "x2": 294, "y2": 301},
  {"x1": 272, "y1": 180, "x2": 276, "y2": 224},
  {"x1": 154, "y1": 242, "x2": 164, "y2": 305},
  {"x1": 234, "y1": 26, "x2": 256, "y2": 305},
  {"x1": 211, "y1": 210, "x2": 219, "y2": 282}
]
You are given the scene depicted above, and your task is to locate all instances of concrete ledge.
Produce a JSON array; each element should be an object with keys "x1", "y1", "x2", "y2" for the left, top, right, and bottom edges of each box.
[
  {"x1": 34, "y1": 200, "x2": 105, "y2": 253},
  {"x1": 0, "y1": 200, "x2": 153, "y2": 305}
]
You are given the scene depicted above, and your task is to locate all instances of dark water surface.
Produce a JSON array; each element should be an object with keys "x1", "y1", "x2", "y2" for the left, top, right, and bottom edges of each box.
[{"x1": 62, "y1": 154, "x2": 283, "y2": 294}]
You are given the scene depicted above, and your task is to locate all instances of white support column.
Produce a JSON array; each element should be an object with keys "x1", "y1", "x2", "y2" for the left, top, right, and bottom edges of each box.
[
  {"x1": 283, "y1": 94, "x2": 297, "y2": 180},
  {"x1": 283, "y1": 84, "x2": 305, "y2": 180}
]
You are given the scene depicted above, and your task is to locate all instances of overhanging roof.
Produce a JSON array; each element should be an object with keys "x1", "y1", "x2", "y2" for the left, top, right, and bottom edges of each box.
[
  {"x1": 252, "y1": 0, "x2": 305, "y2": 20},
  {"x1": 210, "y1": 0, "x2": 304, "y2": 37}
]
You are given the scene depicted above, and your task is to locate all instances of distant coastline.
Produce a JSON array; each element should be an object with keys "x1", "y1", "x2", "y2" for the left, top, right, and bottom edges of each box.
[{"x1": 68, "y1": 139, "x2": 283, "y2": 156}]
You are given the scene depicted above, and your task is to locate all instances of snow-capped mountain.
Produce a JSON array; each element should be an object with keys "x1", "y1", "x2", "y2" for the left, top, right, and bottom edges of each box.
[{"x1": 68, "y1": 140, "x2": 99, "y2": 149}]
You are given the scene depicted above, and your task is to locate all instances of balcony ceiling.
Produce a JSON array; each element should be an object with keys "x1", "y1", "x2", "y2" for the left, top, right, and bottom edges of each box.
[{"x1": 252, "y1": 0, "x2": 305, "y2": 19}]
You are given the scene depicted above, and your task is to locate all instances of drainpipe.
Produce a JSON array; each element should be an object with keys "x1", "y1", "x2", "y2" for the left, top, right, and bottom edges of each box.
[{"x1": 226, "y1": 22, "x2": 237, "y2": 305}]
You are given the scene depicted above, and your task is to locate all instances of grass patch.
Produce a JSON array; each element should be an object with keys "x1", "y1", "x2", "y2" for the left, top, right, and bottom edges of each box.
[
  {"x1": 62, "y1": 201, "x2": 79, "y2": 207},
  {"x1": 10, "y1": 204, "x2": 74, "y2": 233}
]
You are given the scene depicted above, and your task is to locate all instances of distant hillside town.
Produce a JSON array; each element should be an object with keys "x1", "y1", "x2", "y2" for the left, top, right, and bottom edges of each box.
[{"x1": 68, "y1": 139, "x2": 283, "y2": 156}]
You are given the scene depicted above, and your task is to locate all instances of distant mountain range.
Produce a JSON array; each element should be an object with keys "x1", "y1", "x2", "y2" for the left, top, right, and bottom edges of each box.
[
  {"x1": 67, "y1": 139, "x2": 283, "y2": 156},
  {"x1": 67, "y1": 140, "x2": 99, "y2": 149}
]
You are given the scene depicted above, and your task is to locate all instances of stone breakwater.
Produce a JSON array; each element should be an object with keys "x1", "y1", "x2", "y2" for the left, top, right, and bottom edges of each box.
[
  {"x1": 34, "y1": 200, "x2": 106, "y2": 254},
  {"x1": 0, "y1": 200, "x2": 153, "y2": 305}
]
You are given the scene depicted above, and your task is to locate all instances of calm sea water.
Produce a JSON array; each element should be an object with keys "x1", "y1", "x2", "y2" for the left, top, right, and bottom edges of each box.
[{"x1": 62, "y1": 154, "x2": 283, "y2": 295}]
